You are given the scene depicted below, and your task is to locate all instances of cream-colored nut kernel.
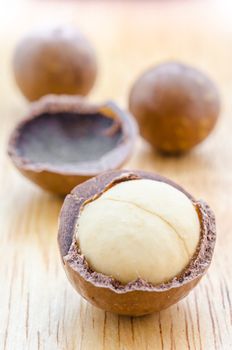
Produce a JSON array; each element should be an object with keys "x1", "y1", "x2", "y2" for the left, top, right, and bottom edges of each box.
[{"x1": 76, "y1": 179, "x2": 200, "y2": 285}]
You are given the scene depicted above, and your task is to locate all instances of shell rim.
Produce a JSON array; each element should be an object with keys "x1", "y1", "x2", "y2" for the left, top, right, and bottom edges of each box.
[{"x1": 7, "y1": 95, "x2": 138, "y2": 176}]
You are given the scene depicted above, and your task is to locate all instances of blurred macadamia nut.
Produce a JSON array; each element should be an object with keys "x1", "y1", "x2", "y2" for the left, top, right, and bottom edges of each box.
[
  {"x1": 13, "y1": 25, "x2": 97, "y2": 101},
  {"x1": 129, "y1": 62, "x2": 220, "y2": 154}
]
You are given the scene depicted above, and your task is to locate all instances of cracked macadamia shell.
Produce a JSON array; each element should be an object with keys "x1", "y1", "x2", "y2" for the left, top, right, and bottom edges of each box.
[
  {"x1": 129, "y1": 61, "x2": 220, "y2": 154},
  {"x1": 8, "y1": 95, "x2": 137, "y2": 195},
  {"x1": 13, "y1": 25, "x2": 97, "y2": 101},
  {"x1": 58, "y1": 170, "x2": 216, "y2": 316}
]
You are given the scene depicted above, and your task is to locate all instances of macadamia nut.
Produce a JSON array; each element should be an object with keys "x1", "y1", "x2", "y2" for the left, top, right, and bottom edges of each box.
[
  {"x1": 129, "y1": 62, "x2": 220, "y2": 154},
  {"x1": 77, "y1": 179, "x2": 200, "y2": 285}
]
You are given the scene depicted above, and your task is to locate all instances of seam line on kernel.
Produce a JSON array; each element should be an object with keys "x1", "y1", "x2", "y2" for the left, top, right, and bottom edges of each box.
[{"x1": 102, "y1": 197, "x2": 191, "y2": 258}]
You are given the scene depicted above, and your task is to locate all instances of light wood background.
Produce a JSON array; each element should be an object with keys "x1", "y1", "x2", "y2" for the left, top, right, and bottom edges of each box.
[{"x1": 0, "y1": 1, "x2": 232, "y2": 349}]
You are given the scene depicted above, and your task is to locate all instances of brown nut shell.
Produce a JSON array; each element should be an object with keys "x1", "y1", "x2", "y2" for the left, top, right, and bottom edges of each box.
[
  {"x1": 129, "y1": 61, "x2": 220, "y2": 154},
  {"x1": 58, "y1": 170, "x2": 216, "y2": 316},
  {"x1": 8, "y1": 95, "x2": 137, "y2": 195},
  {"x1": 13, "y1": 25, "x2": 97, "y2": 101}
]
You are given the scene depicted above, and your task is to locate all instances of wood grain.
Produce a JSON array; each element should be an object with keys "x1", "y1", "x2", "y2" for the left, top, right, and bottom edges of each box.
[{"x1": 0, "y1": 0, "x2": 232, "y2": 349}]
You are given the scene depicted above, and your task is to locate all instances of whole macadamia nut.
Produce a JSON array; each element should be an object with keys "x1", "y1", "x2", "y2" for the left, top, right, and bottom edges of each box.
[
  {"x1": 77, "y1": 179, "x2": 200, "y2": 284},
  {"x1": 129, "y1": 62, "x2": 220, "y2": 154},
  {"x1": 13, "y1": 25, "x2": 97, "y2": 101}
]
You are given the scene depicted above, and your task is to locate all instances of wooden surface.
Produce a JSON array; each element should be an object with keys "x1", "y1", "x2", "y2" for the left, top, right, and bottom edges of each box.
[{"x1": 0, "y1": 1, "x2": 232, "y2": 349}]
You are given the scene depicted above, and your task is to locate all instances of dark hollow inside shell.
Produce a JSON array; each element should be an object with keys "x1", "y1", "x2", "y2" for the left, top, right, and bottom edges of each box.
[
  {"x1": 58, "y1": 170, "x2": 216, "y2": 316},
  {"x1": 15, "y1": 112, "x2": 123, "y2": 167},
  {"x1": 8, "y1": 96, "x2": 137, "y2": 194}
]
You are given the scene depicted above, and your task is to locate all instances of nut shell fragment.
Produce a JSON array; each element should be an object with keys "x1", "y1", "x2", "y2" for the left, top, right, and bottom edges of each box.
[{"x1": 8, "y1": 95, "x2": 137, "y2": 195}]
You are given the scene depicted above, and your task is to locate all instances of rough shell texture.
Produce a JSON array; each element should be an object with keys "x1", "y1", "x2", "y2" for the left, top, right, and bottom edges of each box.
[
  {"x1": 58, "y1": 170, "x2": 216, "y2": 316},
  {"x1": 13, "y1": 25, "x2": 97, "y2": 101},
  {"x1": 8, "y1": 95, "x2": 137, "y2": 195},
  {"x1": 129, "y1": 61, "x2": 220, "y2": 154}
]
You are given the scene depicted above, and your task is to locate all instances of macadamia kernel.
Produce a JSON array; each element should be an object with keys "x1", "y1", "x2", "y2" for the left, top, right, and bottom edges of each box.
[{"x1": 77, "y1": 179, "x2": 200, "y2": 285}]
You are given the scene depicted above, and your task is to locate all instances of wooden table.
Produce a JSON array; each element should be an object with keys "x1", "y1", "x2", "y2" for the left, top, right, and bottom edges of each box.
[{"x1": 0, "y1": 1, "x2": 231, "y2": 349}]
